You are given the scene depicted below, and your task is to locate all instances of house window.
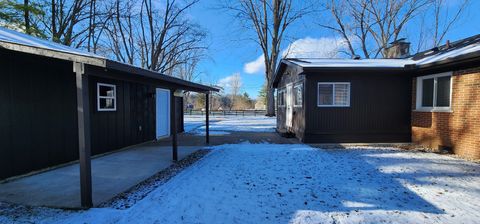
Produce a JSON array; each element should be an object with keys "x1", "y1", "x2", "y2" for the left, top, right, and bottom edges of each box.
[
  {"x1": 278, "y1": 89, "x2": 286, "y2": 107},
  {"x1": 416, "y1": 72, "x2": 452, "y2": 111},
  {"x1": 294, "y1": 83, "x2": 303, "y2": 107},
  {"x1": 317, "y1": 82, "x2": 350, "y2": 107},
  {"x1": 97, "y1": 83, "x2": 116, "y2": 111}
]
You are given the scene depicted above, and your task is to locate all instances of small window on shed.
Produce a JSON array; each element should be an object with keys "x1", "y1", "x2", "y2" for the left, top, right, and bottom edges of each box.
[
  {"x1": 317, "y1": 82, "x2": 350, "y2": 107},
  {"x1": 278, "y1": 89, "x2": 286, "y2": 107},
  {"x1": 294, "y1": 83, "x2": 303, "y2": 107},
  {"x1": 97, "y1": 83, "x2": 116, "y2": 111}
]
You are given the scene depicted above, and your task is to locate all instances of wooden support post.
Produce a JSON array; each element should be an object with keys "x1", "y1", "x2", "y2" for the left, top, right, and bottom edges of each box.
[
  {"x1": 171, "y1": 91, "x2": 178, "y2": 161},
  {"x1": 206, "y1": 92, "x2": 210, "y2": 144},
  {"x1": 74, "y1": 62, "x2": 93, "y2": 208}
]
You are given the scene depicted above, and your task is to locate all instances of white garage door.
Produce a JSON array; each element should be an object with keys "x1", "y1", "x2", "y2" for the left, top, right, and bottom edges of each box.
[{"x1": 156, "y1": 88, "x2": 170, "y2": 139}]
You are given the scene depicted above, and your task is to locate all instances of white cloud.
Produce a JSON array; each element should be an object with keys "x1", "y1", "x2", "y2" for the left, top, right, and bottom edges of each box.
[
  {"x1": 243, "y1": 37, "x2": 348, "y2": 74},
  {"x1": 217, "y1": 73, "x2": 242, "y2": 94},
  {"x1": 243, "y1": 55, "x2": 265, "y2": 74},
  {"x1": 282, "y1": 37, "x2": 348, "y2": 58}
]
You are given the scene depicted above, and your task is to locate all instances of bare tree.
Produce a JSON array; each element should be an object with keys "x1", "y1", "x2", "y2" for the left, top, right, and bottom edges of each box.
[
  {"x1": 175, "y1": 48, "x2": 206, "y2": 108},
  {"x1": 431, "y1": 0, "x2": 470, "y2": 47},
  {"x1": 230, "y1": 73, "x2": 242, "y2": 98},
  {"x1": 39, "y1": 0, "x2": 93, "y2": 46},
  {"x1": 104, "y1": 0, "x2": 206, "y2": 75},
  {"x1": 222, "y1": 0, "x2": 311, "y2": 116},
  {"x1": 138, "y1": 0, "x2": 206, "y2": 74},
  {"x1": 85, "y1": 0, "x2": 113, "y2": 53},
  {"x1": 105, "y1": 0, "x2": 137, "y2": 64},
  {"x1": 324, "y1": 0, "x2": 431, "y2": 58}
]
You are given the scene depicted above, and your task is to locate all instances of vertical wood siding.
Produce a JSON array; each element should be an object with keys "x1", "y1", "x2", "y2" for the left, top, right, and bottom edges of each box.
[
  {"x1": 89, "y1": 76, "x2": 156, "y2": 155},
  {"x1": 276, "y1": 68, "x2": 306, "y2": 140},
  {"x1": 0, "y1": 50, "x2": 78, "y2": 180},
  {"x1": 303, "y1": 71, "x2": 412, "y2": 143},
  {"x1": 0, "y1": 49, "x2": 185, "y2": 180}
]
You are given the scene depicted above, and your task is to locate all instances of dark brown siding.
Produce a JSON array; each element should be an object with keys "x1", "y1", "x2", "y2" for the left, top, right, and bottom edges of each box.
[
  {"x1": 176, "y1": 96, "x2": 184, "y2": 132},
  {"x1": 303, "y1": 71, "x2": 412, "y2": 143},
  {"x1": 0, "y1": 50, "x2": 78, "y2": 180},
  {"x1": 0, "y1": 50, "x2": 185, "y2": 180},
  {"x1": 88, "y1": 76, "x2": 156, "y2": 155},
  {"x1": 276, "y1": 68, "x2": 306, "y2": 140}
]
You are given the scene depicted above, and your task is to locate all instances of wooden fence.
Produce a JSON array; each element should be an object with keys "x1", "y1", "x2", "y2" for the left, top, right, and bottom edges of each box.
[{"x1": 185, "y1": 109, "x2": 269, "y2": 116}]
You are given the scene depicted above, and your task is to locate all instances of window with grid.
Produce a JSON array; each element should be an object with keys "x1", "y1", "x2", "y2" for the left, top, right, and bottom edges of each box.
[
  {"x1": 317, "y1": 82, "x2": 350, "y2": 107},
  {"x1": 97, "y1": 83, "x2": 117, "y2": 111}
]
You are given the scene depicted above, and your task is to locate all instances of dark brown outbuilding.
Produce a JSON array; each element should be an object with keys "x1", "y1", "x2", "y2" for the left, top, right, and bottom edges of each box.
[
  {"x1": 273, "y1": 59, "x2": 412, "y2": 143},
  {"x1": 0, "y1": 27, "x2": 218, "y2": 207}
]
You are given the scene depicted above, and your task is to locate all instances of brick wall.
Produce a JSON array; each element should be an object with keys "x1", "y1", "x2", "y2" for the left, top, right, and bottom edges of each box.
[{"x1": 411, "y1": 68, "x2": 480, "y2": 159}]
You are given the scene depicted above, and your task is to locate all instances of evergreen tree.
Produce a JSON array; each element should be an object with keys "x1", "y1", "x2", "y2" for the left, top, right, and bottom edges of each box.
[{"x1": 0, "y1": 0, "x2": 45, "y2": 37}]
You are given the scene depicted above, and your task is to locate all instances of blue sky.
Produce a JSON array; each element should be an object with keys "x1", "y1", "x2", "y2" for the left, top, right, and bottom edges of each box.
[{"x1": 189, "y1": 0, "x2": 480, "y2": 99}]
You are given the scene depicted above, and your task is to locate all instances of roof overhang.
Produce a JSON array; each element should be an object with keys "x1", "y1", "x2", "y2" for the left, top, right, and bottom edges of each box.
[
  {"x1": 272, "y1": 59, "x2": 304, "y2": 88},
  {"x1": 273, "y1": 51, "x2": 480, "y2": 88},
  {"x1": 406, "y1": 51, "x2": 480, "y2": 76},
  {"x1": 0, "y1": 39, "x2": 218, "y2": 93},
  {"x1": 272, "y1": 59, "x2": 410, "y2": 88},
  {"x1": 105, "y1": 60, "x2": 218, "y2": 93},
  {"x1": 0, "y1": 41, "x2": 106, "y2": 67}
]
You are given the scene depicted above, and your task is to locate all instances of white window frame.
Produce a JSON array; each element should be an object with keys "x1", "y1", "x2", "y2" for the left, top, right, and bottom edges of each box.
[
  {"x1": 415, "y1": 72, "x2": 452, "y2": 112},
  {"x1": 278, "y1": 88, "x2": 286, "y2": 107},
  {"x1": 97, "y1": 83, "x2": 117, "y2": 111},
  {"x1": 293, "y1": 83, "x2": 303, "y2": 107},
  {"x1": 317, "y1": 82, "x2": 351, "y2": 107}
]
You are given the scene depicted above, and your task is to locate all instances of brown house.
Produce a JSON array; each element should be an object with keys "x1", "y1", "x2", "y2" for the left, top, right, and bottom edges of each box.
[{"x1": 273, "y1": 35, "x2": 480, "y2": 159}]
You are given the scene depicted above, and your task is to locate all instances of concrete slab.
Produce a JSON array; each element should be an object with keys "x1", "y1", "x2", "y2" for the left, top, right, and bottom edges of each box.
[
  {"x1": 0, "y1": 127, "x2": 295, "y2": 209},
  {"x1": 0, "y1": 144, "x2": 202, "y2": 208}
]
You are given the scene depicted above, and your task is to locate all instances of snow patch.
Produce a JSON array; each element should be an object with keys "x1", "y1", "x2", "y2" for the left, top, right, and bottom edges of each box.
[{"x1": 185, "y1": 115, "x2": 276, "y2": 133}]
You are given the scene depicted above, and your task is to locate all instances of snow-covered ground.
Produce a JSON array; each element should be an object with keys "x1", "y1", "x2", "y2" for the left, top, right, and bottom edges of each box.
[
  {"x1": 184, "y1": 115, "x2": 276, "y2": 135},
  {"x1": 2, "y1": 116, "x2": 480, "y2": 223},
  {"x1": 2, "y1": 142, "x2": 479, "y2": 224}
]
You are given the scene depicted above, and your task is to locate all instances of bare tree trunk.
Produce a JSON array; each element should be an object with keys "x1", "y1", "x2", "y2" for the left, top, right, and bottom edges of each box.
[
  {"x1": 223, "y1": 0, "x2": 310, "y2": 116},
  {"x1": 432, "y1": 0, "x2": 470, "y2": 47},
  {"x1": 24, "y1": 0, "x2": 30, "y2": 34},
  {"x1": 51, "y1": 0, "x2": 56, "y2": 41},
  {"x1": 266, "y1": 82, "x2": 275, "y2": 116}
]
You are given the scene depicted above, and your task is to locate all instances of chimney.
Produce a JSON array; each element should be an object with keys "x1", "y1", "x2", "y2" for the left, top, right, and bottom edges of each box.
[{"x1": 385, "y1": 38, "x2": 410, "y2": 59}]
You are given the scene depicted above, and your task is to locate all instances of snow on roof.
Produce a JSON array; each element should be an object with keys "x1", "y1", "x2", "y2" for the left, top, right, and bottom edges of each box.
[
  {"x1": 285, "y1": 35, "x2": 480, "y2": 69},
  {"x1": 0, "y1": 26, "x2": 104, "y2": 59},
  {"x1": 286, "y1": 58, "x2": 413, "y2": 68},
  {"x1": 414, "y1": 42, "x2": 480, "y2": 65}
]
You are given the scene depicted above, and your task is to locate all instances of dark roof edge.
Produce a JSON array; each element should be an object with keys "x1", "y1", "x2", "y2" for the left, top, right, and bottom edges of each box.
[
  {"x1": 407, "y1": 51, "x2": 480, "y2": 71},
  {"x1": 106, "y1": 60, "x2": 219, "y2": 92},
  {"x1": 272, "y1": 59, "x2": 304, "y2": 88},
  {"x1": 273, "y1": 52, "x2": 480, "y2": 88},
  {"x1": 302, "y1": 66, "x2": 408, "y2": 72}
]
